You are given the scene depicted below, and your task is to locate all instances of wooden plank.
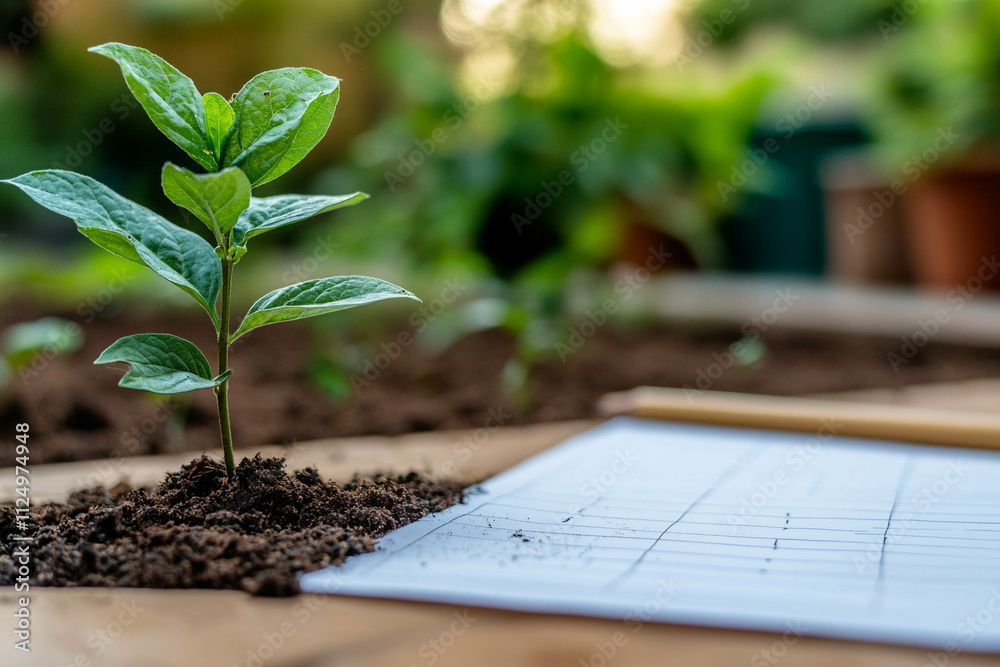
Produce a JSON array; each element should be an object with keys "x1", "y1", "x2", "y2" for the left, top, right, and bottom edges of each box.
[
  {"x1": 2, "y1": 587, "x2": 995, "y2": 667},
  {"x1": 814, "y1": 377, "x2": 1000, "y2": 413},
  {"x1": 600, "y1": 387, "x2": 1000, "y2": 450},
  {"x1": 647, "y1": 274, "x2": 1000, "y2": 347}
]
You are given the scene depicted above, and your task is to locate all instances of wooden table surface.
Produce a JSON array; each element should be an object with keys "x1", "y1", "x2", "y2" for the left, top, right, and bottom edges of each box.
[{"x1": 4, "y1": 381, "x2": 1000, "y2": 666}]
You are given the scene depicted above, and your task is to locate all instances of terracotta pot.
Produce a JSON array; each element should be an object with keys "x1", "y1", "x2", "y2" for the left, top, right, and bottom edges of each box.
[
  {"x1": 821, "y1": 150, "x2": 911, "y2": 285},
  {"x1": 903, "y1": 158, "x2": 1000, "y2": 291}
]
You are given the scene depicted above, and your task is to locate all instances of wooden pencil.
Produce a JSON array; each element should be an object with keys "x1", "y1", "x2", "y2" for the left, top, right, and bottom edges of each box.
[{"x1": 599, "y1": 387, "x2": 1000, "y2": 451}]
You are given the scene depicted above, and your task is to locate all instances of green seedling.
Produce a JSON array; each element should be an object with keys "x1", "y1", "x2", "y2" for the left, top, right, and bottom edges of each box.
[{"x1": 2, "y1": 43, "x2": 418, "y2": 477}]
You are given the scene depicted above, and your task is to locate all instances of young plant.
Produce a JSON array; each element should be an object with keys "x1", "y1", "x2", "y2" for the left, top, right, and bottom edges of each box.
[{"x1": 2, "y1": 43, "x2": 418, "y2": 478}]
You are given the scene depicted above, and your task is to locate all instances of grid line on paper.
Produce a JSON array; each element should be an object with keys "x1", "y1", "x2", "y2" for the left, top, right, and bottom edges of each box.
[
  {"x1": 453, "y1": 515, "x2": 1000, "y2": 555},
  {"x1": 356, "y1": 489, "x2": 533, "y2": 575},
  {"x1": 870, "y1": 456, "x2": 916, "y2": 608},
  {"x1": 466, "y1": 503, "x2": 1000, "y2": 550},
  {"x1": 469, "y1": 505, "x2": 1000, "y2": 541},
  {"x1": 437, "y1": 524, "x2": 1000, "y2": 573},
  {"x1": 400, "y1": 535, "x2": 1000, "y2": 585},
  {"x1": 513, "y1": 492, "x2": 1000, "y2": 515},
  {"x1": 488, "y1": 499, "x2": 1000, "y2": 525},
  {"x1": 603, "y1": 445, "x2": 761, "y2": 591},
  {"x1": 356, "y1": 458, "x2": 607, "y2": 575},
  {"x1": 878, "y1": 457, "x2": 914, "y2": 581}
]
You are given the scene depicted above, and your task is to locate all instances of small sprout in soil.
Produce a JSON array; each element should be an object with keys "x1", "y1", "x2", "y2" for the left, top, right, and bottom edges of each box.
[{"x1": 2, "y1": 43, "x2": 418, "y2": 478}]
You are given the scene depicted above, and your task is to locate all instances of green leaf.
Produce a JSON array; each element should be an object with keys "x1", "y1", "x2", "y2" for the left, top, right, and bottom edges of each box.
[
  {"x1": 161, "y1": 163, "x2": 251, "y2": 241},
  {"x1": 89, "y1": 43, "x2": 215, "y2": 170},
  {"x1": 2, "y1": 170, "x2": 221, "y2": 328},
  {"x1": 232, "y1": 192, "x2": 367, "y2": 247},
  {"x1": 232, "y1": 276, "x2": 418, "y2": 341},
  {"x1": 221, "y1": 68, "x2": 341, "y2": 187},
  {"x1": 95, "y1": 333, "x2": 231, "y2": 394},
  {"x1": 203, "y1": 92, "x2": 235, "y2": 165}
]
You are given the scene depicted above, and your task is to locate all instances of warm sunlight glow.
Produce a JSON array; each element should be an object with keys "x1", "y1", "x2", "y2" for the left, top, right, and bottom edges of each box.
[
  {"x1": 441, "y1": 0, "x2": 685, "y2": 69},
  {"x1": 587, "y1": 0, "x2": 684, "y2": 67}
]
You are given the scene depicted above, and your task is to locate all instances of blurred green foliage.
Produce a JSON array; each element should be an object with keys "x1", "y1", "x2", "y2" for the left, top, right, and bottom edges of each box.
[
  {"x1": 682, "y1": 0, "x2": 1000, "y2": 170},
  {"x1": 865, "y1": 0, "x2": 1000, "y2": 166},
  {"x1": 304, "y1": 29, "x2": 772, "y2": 401},
  {"x1": 685, "y1": 0, "x2": 902, "y2": 44},
  {"x1": 334, "y1": 32, "x2": 772, "y2": 277},
  {"x1": 0, "y1": 317, "x2": 82, "y2": 390}
]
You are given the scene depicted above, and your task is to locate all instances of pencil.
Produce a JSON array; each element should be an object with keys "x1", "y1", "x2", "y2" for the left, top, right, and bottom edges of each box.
[{"x1": 599, "y1": 387, "x2": 1000, "y2": 451}]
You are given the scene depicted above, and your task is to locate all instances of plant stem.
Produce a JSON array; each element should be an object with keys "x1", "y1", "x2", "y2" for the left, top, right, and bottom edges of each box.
[{"x1": 217, "y1": 238, "x2": 235, "y2": 478}]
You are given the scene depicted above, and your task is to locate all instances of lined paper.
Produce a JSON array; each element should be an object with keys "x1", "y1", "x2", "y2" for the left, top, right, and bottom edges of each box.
[{"x1": 300, "y1": 418, "x2": 1000, "y2": 651}]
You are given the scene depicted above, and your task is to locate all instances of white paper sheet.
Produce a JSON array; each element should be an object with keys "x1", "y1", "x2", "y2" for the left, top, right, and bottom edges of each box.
[{"x1": 300, "y1": 418, "x2": 1000, "y2": 651}]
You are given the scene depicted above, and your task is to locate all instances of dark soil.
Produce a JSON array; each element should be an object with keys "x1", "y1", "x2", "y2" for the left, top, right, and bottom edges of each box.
[
  {"x1": 4, "y1": 304, "x2": 1000, "y2": 465},
  {"x1": 0, "y1": 455, "x2": 465, "y2": 595}
]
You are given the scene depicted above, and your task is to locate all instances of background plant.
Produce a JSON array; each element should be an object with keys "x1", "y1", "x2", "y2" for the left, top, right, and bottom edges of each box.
[
  {"x1": 306, "y1": 32, "x2": 772, "y2": 406},
  {"x1": 0, "y1": 317, "x2": 82, "y2": 392},
  {"x1": 1, "y1": 42, "x2": 417, "y2": 478},
  {"x1": 863, "y1": 0, "x2": 1000, "y2": 167}
]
